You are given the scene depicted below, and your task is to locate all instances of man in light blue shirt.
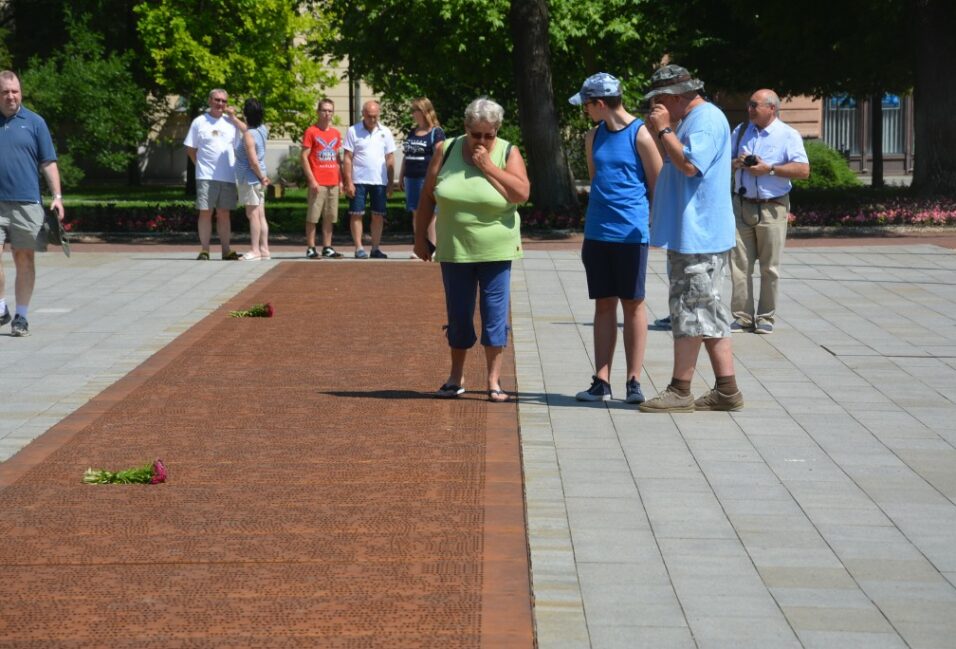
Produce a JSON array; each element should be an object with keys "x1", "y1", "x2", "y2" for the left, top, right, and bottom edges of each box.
[
  {"x1": 640, "y1": 65, "x2": 743, "y2": 413},
  {"x1": 730, "y1": 89, "x2": 810, "y2": 334}
]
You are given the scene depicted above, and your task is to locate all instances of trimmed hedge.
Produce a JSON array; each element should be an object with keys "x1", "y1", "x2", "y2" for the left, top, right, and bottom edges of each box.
[
  {"x1": 63, "y1": 201, "x2": 412, "y2": 235},
  {"x1": 793, "y1": 140, "x2": 862, "y2": 190}
]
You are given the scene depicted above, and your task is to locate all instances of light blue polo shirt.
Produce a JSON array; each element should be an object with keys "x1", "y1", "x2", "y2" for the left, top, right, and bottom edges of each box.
[
  {"x1": 649, "y1": 101, "x2": 735, "y2": 254},
  {"x1": 0, "y1": 106, "x2": 57, "y2": 204},
  {"x1": 732, "y1": 118, "x2": 809, "y2": 198}
]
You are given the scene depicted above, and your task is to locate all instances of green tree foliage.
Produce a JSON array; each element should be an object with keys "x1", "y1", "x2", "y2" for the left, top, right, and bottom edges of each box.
[
  {"x1": 135, "y1": 0, "x2": 338, "y2": 138},
  {"x1": 19, "y1": 13, "x2": 147, "y2": 186},
  {"x1": 321, "y1": 0, "x2": 667, "y2": 128},
  {"x1": 668, "y1": 0, "x2": 955, "y2": 195},
  {"x1": 669, "y1": 1, "x2": 911, "y2": 98},
  {"x1": 317, "y1": 0, "x2": 670, "y2": 209}
]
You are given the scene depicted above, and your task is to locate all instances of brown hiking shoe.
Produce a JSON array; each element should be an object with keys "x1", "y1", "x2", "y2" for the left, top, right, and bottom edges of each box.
[
  {"x1": 694, "y1": 388, "x2": 744, "y2": 411},
  {"x1": 639, "y1": 386, "x2": 695, "y2": 413}
]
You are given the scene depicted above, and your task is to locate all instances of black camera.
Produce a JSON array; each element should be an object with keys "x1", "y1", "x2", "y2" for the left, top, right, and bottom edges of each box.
[{"x1": 743, "y1": 154, "x2": 758, "y2": 167}]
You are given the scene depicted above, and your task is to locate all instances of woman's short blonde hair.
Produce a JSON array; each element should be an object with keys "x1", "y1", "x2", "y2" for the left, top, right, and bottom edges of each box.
[
  {"x1": 464, "y1": 97, "x2": 504, "y2": 130},
  {"x1": 411, "y1": 97, "x2": 440, "y2": 128}
]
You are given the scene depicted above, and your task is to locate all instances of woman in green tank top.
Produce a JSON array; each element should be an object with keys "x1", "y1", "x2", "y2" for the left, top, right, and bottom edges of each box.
[{"x1": 413, "y1": 97, "x2": 530, "y2": 402}]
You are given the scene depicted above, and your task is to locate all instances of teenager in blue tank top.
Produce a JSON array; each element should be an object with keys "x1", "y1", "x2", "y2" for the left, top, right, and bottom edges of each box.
[{"x1": 568, "y1": 73, "x2": 662, "y2": 405}]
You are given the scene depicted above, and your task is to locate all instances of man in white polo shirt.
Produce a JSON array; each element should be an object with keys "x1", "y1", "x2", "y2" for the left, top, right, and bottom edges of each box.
[
  {"x1": 184, "y1": 88, "x2": 239, "y2": 260},
  {"x1": 342, "y1": 100, "x2": 395, "y2": 259},
  {"x1": 730, "y1": 89, "x2": 810, "y2": 334}
]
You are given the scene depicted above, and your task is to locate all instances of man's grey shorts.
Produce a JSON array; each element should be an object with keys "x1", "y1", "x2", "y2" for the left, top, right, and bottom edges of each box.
[
  {"x1": 0, "y1": 201, "x2": 45, "y2": 250},
  {"x1": 667, "y1": 249, "x2": 733, "y2": 339},
  {"x1": 196, "y1": 179, "x2": 238, "y2": 210}
]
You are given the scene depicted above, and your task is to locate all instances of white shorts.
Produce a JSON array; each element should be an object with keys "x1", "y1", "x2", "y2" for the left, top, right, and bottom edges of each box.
[{"x1": 238, "y1": 182, "x2": 266, "y2": 207}]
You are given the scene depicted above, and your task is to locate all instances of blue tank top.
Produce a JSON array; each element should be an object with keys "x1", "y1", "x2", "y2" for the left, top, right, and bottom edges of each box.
[
  {"x1": 234, "y1": 126, "x2": 268, "y2": 185},
  {"x1": 585, "y1": 119, "x2": 650, "y2": 243}
]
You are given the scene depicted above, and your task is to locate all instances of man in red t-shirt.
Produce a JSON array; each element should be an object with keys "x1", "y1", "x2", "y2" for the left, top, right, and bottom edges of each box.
[{"x1": 300, "y1": 98, "x2": 343, "y2": 258}]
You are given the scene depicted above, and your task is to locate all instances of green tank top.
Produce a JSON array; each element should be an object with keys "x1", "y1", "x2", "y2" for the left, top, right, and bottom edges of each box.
[{"x1": 433, "y1": 136, "x2": 523, "y2": 263}]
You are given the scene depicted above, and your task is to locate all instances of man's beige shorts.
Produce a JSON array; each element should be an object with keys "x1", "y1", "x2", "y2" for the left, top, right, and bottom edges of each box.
[
  {"x1": 306, "y1": 185, "x2": 339, "y2": 224},
  {"x1": 0, "y1": 201, "x2": 45, "y2": 250}
]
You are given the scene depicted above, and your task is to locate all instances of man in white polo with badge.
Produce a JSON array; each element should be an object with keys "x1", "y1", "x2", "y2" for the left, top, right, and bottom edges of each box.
[
  {"x1": 730, "y1": 89, "x2": 809, "y2": 334},
  {"x1": 342, "y1": 100, "x2": 395, "y2": 259},
  {"x1": 184, "y1": 88, "x2": 240, "y2": 260}
]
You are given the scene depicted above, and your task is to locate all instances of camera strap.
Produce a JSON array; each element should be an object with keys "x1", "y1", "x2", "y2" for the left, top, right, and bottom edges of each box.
[{"x1": 733, "y1": 122, "x2": 750, "y2": 194}]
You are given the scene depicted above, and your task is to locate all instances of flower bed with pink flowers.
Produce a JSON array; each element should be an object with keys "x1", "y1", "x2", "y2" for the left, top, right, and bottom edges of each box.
[
  {"x1": 518, "y1": 187, "x2": 956, "y2": 232},
  {"x1": 788, "y1": 194, "x2": 956, "y2": 228}
]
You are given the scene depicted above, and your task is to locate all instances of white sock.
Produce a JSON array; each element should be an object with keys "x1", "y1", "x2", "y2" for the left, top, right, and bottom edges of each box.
[
  {"x1": 0, "y1": 298, "x2": 6, "y2": 314},
  {"x1": 15, "y1": 304, "x2": 28, "y2": 318}
]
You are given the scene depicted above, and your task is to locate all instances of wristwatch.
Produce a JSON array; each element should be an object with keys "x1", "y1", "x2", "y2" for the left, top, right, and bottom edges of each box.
[
  {"x1": 768, "y1": 166, "x2": 776, "y2": 176},
  {"x1": 53, "y1": 193, "x2": 63, "y2": 199},
  {"x1": 657, "y1": 127, "x2": 673, "y2": 140}
]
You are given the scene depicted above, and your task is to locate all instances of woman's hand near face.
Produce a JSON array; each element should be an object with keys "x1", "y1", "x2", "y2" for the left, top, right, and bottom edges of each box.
[{"x1": 471, "y1": 144, "x2": 493, "y2": 174}]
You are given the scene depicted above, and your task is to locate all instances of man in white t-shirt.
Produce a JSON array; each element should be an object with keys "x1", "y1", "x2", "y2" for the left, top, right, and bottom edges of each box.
[
  {"x1": 184, "y1": 89, "x2": 239, "y2": 260},
  {"x1": 342, "y1": 100, "x2": 395, "y2": 259}
]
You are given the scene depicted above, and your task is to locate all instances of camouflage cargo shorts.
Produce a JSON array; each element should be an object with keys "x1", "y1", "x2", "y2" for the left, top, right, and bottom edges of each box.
[{"x1": 667, "y1": 250, "x2": 733, "y2": 339}]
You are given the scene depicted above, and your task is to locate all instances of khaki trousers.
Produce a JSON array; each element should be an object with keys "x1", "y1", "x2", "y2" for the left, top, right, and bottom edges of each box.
[{"x1": 730, "y1": 195, "x2": 789, "y2": 327}]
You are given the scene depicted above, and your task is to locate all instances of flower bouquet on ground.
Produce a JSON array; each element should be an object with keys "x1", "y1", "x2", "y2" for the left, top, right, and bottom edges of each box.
[
  {"x1": 229, "y1": 302, "x2": 274, "y2": 318},
  {"x1": 83, "y1": 459, "x2": 167, "y2": 484}
]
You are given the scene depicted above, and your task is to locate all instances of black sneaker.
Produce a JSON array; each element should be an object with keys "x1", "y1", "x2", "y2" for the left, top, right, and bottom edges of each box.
[
  {"x1": 0, "y1": 306, "x2": 10, "y2": 328},
  {"x1": 321, "y1": 246, "x2": 343, "y2": 258},
  {"x1": 369, "y1": 248, "x2": 388, "y2": 259},
  {"x1": 306, "y1": 246, "x2": 319, "y2": 259},
  {"x1": 575, "y1": 376, "x2": 612, "y2": 402},
  {"x1": 11, "y1": 314, "x2": 29, "y2": 337},
  {"x1": 625, "y1": 378, "x2": 645, "y2": 404}
]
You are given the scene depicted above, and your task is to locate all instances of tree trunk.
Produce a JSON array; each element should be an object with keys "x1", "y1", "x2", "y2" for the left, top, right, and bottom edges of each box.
[
  {"x1": 508, "y1": 0, "x2": 579, "y2": 213},
  {"x1": 870, "y1": 94, "x2": 884, "y2": 188},
  {"x1": 912, "y1": 0, "x2": 956, "y2": 195}
]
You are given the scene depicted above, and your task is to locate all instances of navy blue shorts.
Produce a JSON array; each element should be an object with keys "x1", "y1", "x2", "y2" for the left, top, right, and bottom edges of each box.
[
  {"x1": 349, "y1": 184, "x2": 387, "y2": 215},
  {"x1": 581, "y1": 239, "x2": 649, "y2": 300},
  {"x1": 404, "y1": 176, "x2": 425, "y2": 212},
  {"x1": 440, "y1": 261, "x2": 512, "y2": 348}
]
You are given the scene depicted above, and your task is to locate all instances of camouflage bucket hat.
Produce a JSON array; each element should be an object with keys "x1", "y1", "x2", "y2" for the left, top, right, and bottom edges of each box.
[{"x1": 643, "y1": 64, "x2": 704, "y2": 99}]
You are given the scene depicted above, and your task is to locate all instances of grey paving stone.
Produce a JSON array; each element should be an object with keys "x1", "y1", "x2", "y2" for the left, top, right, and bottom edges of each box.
[
  {"x1": 796, "y1": 630, "x2": 908, "y2": 649},
  {"x1": 685, "y1": 614, "x2": 801, "y2": 649},
  {"x1": 587, "y1": 625, "x2": 695, "y2": 649}
]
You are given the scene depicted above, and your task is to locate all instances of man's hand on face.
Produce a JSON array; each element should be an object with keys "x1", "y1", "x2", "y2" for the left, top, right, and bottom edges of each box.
[{"x1": 647, "y1": 103, "x2": 671, "y2": 132}]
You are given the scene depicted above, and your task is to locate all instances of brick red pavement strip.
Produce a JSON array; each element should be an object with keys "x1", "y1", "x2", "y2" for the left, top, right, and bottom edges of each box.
[{"x1": 0, "y1": 264, "x2": 533, "y2": 648}]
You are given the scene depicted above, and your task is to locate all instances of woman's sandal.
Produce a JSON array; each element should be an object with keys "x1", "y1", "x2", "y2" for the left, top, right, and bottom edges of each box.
[
  {"x1": 435, "y1": 383, "x2": 465, "y2": 398},
  {"x1": 488, "y1": 388, "x2": 510, "y2": 403}
]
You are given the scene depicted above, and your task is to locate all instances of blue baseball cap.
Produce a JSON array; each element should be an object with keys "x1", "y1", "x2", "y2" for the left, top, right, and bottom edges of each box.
[{"x1": 569, "y1": 72, "x2": 621, "y2": 105}]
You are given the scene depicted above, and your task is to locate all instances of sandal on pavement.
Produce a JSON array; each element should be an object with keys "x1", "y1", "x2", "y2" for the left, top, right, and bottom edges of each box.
[
  {"x1": 435, "y1": 383, "x2": 465, "y2": 398},
  {"x1": 241, "y1": 252, "x2": 262, "y2": 261},
  {"x1": 488, "y1": 389, "x2": 510, "y2": 403}
]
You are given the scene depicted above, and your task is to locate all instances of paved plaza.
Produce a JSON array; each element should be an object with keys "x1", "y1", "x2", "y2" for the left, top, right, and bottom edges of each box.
[{"x1": 3, "y1": 241, "x2": 956, "y2": 648}]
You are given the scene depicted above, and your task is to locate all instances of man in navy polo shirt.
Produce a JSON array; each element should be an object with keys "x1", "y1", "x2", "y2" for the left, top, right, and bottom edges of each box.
[{"x1": 0, "y1": 70, "x2": 65, "y2": 337}]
